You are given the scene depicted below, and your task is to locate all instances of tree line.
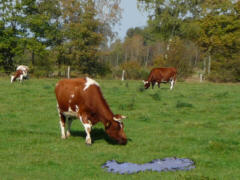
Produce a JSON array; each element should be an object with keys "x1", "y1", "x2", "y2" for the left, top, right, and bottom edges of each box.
[
  {"x1": 0, "y1": 0, "x2": 121, "y2": 77},
  {"x1": 1, "y1": 0, "x2": 240, "y2": 82},
  {"x1": 103, "y1": 0, "x2": 240, "y2": 81}
]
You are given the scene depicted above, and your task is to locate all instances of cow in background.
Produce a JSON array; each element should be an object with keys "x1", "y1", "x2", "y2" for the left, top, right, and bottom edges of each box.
[
  {"x1": 11, "y1": 65, "x2": 29, "y2": 83},
  {"x1": 143, "y1": 67, "x2": 177, "y2": 90},
  {"x1": 55, "y1": 77, "x2": 127, "y2": 145}
]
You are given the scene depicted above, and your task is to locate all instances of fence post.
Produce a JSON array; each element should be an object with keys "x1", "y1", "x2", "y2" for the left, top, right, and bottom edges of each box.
[
  {"x1": 67, "y1": 66, "x2": 70, "y2": 79},
  {"x1": 121, "y1": 70, "x2": 125, "y2": 81},
  {"x1": 200, "y1": 73, "x2": 203, "y2": 82}
]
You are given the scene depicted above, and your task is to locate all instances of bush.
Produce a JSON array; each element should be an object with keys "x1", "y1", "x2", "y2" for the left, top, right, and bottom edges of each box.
[
  {"x1": 208, "y1": 56, "x2": 240, "y2": 82},
  {"x1": 112, "y1": 61, "x2": 150, "y2": 80}
]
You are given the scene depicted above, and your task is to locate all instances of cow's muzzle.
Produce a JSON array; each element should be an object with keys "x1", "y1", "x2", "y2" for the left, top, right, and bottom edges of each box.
[{"x1": 118, "y1": 138, "x2": 127, "y2": 145}]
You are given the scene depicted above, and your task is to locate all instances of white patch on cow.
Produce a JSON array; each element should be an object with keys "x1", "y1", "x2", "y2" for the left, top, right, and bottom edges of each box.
[
  {"x1": 57, "y1": 103, "x2": 61, "y2": 117},
  {"x1": 83, "y1": 123, "x2": 92, "y2": 144},
  {"x1": 63, "y1": 106, "x2": 78, "y2": 117},
  {"x1": 143, "y1": 80, "x2": 148, "y2": 85},
  {"x1": 75, "y1": 105, "x2": 79, "y2": 112},
  {"x1": 68, "y1": 106, "x2": 73, "y2": 112},
  {"x1": 69, "y1": 99, "x2": 72, "y2": 104},
  {"x1": 59, "y1": 120, "x2": 66, "y2": 139},
  {"x1": 79, "y1": 116, "x2": 83, "y2": 123},
  {"x1": 83, "y1": 77, "x2": 99, "y2": 91},
  {"x1": 113, "y1": 117, "x2": 123, "y2": 128},
  {"x1": 71, "y1": 94, "x2": 75, "y2": 98},
  {"x1": 113, "y1": 117, "x2": 122, "y2": 122},
  {"x1": 170, "y1": 79, "x2": 174, "y2": 90},
  {"x1": 17, "y1": 65, "x2": 28, "y2": 71},
  {"x1": 19, "y1": 74, "x2": 23, "y2": 82}
]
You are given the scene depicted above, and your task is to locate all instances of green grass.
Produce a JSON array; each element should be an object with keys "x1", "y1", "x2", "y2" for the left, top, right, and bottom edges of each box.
[{"x1": 0, "y1": 77, "x2": 240, "y2": 179}]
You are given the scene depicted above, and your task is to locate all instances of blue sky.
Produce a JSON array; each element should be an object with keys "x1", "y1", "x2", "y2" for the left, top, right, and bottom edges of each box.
[{"x1": 113, "y1": 0, "x2": 148, "y2": 40}]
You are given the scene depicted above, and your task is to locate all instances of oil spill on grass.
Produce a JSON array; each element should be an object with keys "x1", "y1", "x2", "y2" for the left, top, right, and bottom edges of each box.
[{"x1": 102, "y1": 157, "x2": 195, "y2": 174}]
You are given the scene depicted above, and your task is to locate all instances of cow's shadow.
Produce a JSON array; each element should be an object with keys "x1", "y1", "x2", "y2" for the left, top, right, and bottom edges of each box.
[{"x1": 71, "y1": 128, "x2": 119, "y2": 145}]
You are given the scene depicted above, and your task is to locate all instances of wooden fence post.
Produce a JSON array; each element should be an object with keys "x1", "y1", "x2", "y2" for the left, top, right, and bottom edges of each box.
[
  {"x1": 67, "y1": 66, "x2": 70, "y2": 79},
  {"x1": 121, "y1": 70, "x2": 125, "y2": 81}
]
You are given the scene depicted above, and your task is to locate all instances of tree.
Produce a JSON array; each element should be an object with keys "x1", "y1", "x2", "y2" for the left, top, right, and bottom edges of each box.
[{"x1": 0, "y1": 0, "x2": 25, "y2": 72}]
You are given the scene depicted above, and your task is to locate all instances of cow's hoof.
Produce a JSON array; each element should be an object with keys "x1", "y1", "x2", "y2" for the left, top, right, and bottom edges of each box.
[
  {"x1": 66, "y1": 132, "x2": 71, "y2": 137},
  {"x1": 86, "y1": 138, "x2": 92, "y2": 146},
  {"x1": 61, "y1": 136, "x2": 67, "y2": 139}
]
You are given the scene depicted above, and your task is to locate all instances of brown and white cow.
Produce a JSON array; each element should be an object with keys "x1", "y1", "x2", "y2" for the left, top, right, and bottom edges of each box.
[
  {"x1": 11, "y1": 65, "x2": 29, "y2": 83},
  {"x1": 55, "y1": 77, "x2": 127, "y2": 145},
  {"x1": 143, "y1": 67, "x2": 177, "y2": 90},
  {"x1": 10, "y1": 70, "x2": 28, "y2": 83}
]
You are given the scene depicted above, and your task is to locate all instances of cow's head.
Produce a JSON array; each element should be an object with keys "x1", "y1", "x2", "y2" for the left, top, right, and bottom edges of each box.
[
  {"x1": 143, "y1": 80, "x2": 150, "y2": 89},
  {"x1": 105, "y1": 114, "x2": 127, "y2": 145}
]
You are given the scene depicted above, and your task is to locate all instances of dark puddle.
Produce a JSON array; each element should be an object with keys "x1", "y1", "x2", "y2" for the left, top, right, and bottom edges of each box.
[{"x1": 102, "y1": 157, "x2": 195, "y2": 174}]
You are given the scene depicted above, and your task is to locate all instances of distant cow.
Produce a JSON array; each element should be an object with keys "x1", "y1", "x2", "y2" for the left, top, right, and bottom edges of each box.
[
  {"x1": 143, "y1": 67, "x2": 177, "y2": 90},
  {"x1": 55, "y1": 77, "x2": 127, "y2": 145},
  {"x1": 11, "y1": 65, "x2": 29, "y2": 83}
]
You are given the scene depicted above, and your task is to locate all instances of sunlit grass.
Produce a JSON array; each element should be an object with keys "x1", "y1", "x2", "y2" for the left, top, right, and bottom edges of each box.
[{"x1": 0, "y1": 77, "x2": 239, "y2": 179}]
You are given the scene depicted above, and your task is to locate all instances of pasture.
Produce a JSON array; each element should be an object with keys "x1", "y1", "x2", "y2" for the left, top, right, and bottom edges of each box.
[{"x1": 0, "y1": 77, "x2": 239, "y2": 179}]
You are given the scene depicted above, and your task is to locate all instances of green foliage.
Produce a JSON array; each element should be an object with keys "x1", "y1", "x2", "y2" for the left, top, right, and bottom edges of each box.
[
  {"x1": 0, "y1": 0, "x2": 122, "y2": 77},
  {"x1": 121, "y1": 61, "x2": 149, "y2": 80},
  {"x1": 135, "y1": 0, "x2": 240, "y2": 82},
  {"x1": 165, "y1": 37, "x2": 194, "y2": 78}
]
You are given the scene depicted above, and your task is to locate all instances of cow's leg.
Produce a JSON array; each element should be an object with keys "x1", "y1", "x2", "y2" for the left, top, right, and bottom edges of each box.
[
  {"x1": 66, "y1": 118, "x2": 73, "y2": 137},
  {"x1": 20, "y1": 74, "x2": 23, "y2": 83},
  {"x1": 79, "y1": 115, "x2": 92, "y2": 145},
  {"x1": 170, "y1": 79, "x2": 174, "y2": 90},
  {"x1": 11, "y1": 76, "x2": 14, "y2": 83},
  {"x1": 151, "y1": 81, "x2": 155, "y2": 89},
  {"x1": 57, "y1": 103, "x2": 66, "y2": 139},
  {"x1": 158, "y1": 82, "x2": 160, "y2": 88},
  {"x1": 59, "y1": 114, "x2": 67, "y2": 139}
]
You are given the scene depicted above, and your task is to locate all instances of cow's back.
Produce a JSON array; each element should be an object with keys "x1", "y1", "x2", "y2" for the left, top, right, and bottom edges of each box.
[
  {"x1": 151, "y1": 68, "x2": 176, "y2": 81},
  {"x1": 55, "y1": 78, "x2": 111, "y2": 121},
  {"x1": 55, "y1": 78, "x2": 86, "y2": 112}
]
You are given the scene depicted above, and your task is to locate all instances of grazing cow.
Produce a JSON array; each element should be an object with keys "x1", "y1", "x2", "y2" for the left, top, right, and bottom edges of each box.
[
  {"x1": 55, "y1": 77, "x2": 127, "y2": 145},
  {"x1": 11, "y1": 65, "x2": 29, "y2": 83},
  {"x1": 143, "y1": 67, "x2": 177, "y2": 90},
  {"x1": 11, "y1": 69, "x2": 28, "y2": 83}
]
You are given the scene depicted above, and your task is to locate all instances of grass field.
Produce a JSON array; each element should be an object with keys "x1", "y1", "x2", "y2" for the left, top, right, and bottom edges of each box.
[{"x1": 0, "y1": 77, "x2": 240, "y2": 180}]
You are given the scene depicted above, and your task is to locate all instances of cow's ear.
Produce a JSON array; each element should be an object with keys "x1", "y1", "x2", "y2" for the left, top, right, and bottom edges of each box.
[{"x1": 105, "y1": 121, "x2": 111, "y2": 129}]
